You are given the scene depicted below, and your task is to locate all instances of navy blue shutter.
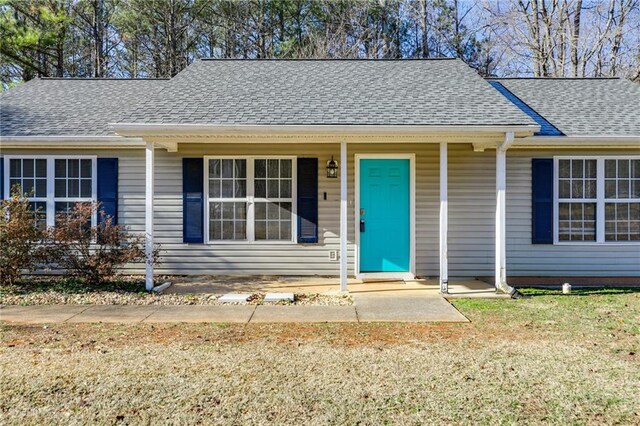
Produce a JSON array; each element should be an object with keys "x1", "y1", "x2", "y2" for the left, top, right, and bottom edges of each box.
[
  {"x1": 0, "y1": 158, "x2": 4, "y2": 199},
  {"x1": 532, "y1": 158, "x2": 554, "y2": 244},
  {"x1": 97, "y1": 158, "x2": 118, "y2": 225},
  {"x1": 297, "y1": 158, "x2": 318, "y2": 243},
  {"x1": 183, "y1": 158, "x2": 204, "y2": 243}
]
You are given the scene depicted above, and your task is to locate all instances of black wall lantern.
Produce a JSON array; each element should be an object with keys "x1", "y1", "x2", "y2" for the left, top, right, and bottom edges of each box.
[{"x1": 326, "y1": 156, "x2": 338, "y2": 178}]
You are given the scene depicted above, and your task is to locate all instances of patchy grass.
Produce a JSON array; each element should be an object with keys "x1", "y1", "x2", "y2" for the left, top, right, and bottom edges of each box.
[{"x1": 1, "y1": 289, "x2": 639, "y2": 424}]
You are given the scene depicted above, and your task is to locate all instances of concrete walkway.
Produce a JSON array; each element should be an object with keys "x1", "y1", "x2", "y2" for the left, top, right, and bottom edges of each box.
[{"x1": 0, "y1": 295, "x2": 468, "y2": 324}]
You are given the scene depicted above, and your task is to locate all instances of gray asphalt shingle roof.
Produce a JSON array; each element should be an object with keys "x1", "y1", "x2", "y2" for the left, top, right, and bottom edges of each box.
[
  {"x1": 492, "y1": 78, "x2": 640, "y2": 137},
  {"x1": 0, "y1": 78, "x2": 167, "y2": 136},
  {"x1": 122, "y1": 59, "x2": 535, "y2": 126}
]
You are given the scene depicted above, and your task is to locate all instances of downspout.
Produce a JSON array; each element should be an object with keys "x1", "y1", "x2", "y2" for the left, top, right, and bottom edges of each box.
[{"x1": 496, "y1": 132, "x2": 525, "y2": 299}]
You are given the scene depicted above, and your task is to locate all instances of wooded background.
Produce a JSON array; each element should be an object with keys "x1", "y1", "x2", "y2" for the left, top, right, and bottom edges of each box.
[{"x1": 1, "y1": 0, "x2": 639, "y2": 87}]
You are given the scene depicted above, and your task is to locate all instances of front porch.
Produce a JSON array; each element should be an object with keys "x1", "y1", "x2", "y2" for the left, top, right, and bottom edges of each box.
[
  {"x1": 119, "y1": 127, "x2": 533, "y2": 296},
  {"x1": 165, "y1": 276, "x2": 507, "y2": 299}
]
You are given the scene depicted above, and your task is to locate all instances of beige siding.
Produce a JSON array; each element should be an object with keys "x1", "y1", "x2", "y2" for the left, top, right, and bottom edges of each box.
[{"x1": 3, "y1": 144, "x2": 638, "y2": 278}]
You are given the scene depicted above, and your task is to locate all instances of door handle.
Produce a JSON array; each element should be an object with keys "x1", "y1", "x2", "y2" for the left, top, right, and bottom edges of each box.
[{"x1": 360, "y1": 219, "x2": 365, "y2": 232}]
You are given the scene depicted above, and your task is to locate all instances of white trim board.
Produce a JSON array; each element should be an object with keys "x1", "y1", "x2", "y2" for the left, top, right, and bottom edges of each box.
[{"x1": 354, "y1": 153, "x2": 416, "y2": 280}]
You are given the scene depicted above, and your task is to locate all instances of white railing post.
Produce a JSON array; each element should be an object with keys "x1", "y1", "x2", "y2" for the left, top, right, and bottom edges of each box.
[
  {"x1": 340, "y1": 141, "x2": 348, "y2": 292},
  {"x1": 439, "y1": 142, "x2": 449, "y2": 293},
  {"x1": 145, "y1": 141, "x2": 155, "y2": 291}
]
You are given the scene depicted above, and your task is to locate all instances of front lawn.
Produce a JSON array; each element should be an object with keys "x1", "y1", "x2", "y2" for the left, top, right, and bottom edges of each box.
[{"x1": 1, "y1": 289, "x2": 638, "y2": 424}]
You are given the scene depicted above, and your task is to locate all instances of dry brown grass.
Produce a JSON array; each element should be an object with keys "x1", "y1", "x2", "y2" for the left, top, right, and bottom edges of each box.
[{"x1": 1, "y1": 289, "x2": 639, "y2": 425}]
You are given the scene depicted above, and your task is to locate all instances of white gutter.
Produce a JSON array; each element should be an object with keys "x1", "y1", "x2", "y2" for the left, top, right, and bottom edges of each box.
[{"x1": 111, "y1": 123, "x2": 541, "y2": 137}]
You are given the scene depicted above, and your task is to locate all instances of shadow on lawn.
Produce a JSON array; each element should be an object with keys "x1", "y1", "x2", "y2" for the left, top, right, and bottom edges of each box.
[
  {"x1": 521, "y1": 287, "x2": 640, "y2": 297},
  {"x1": 1, "y1": 278, "x2": 146, "y2": 295}
]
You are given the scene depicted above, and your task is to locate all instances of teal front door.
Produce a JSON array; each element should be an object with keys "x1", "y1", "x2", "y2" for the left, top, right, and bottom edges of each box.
[{"x1": 359, "y1": 159, "x2": 410, "y2": 273}]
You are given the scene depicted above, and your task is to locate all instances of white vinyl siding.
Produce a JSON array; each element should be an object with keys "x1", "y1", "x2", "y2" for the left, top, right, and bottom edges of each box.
[{"x1": 4, "y1": 145, "x2": 639, "y2": 278}]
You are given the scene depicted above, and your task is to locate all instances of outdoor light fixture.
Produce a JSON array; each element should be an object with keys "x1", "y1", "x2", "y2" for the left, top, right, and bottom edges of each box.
[{"x1": 326, "y1": 156, "x2": 338, "y2": 178}]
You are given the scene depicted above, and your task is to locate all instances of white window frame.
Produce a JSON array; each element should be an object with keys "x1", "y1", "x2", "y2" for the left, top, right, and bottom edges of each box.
[
  {"x1": 3, "y1": 155, "x2": 98, "y2": 228},
  {"x1": 204, "y1": 155, "x2": 297, "y2": 244},
  {"x1": 553, "y1": 155, "x2": 640, "y2": 245}
]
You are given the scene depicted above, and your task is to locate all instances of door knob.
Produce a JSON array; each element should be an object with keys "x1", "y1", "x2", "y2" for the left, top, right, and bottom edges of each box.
[{"x1": 360, "y1": 219, "x2": 365, "y2": 232}]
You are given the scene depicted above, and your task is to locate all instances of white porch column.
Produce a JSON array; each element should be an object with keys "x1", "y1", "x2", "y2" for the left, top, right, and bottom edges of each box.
[
  {"x1": 439, "y1": 142, "x2": 449, "y2": 293},
  {"x1": 145, "y1": 141, "x2": 155, "y2": 291},
  {"x1": 340, "y1": 141, "x2": 348, "y2": 292},
  {"x1": 495, "y1": 132, "x2": 515, "y2": 295}
]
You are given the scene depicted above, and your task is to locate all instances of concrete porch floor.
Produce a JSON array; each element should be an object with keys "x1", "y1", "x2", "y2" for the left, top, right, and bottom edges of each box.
[{"x1": 165, "y1": 276, "x2": 508, "y2": 298}]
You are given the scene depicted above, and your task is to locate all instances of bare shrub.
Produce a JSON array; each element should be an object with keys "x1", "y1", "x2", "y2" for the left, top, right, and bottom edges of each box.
[
  {"x1": 0, "y1": 191, "x2": 50, "y2": 287},
  {"x1": 49, "y1": 202, "x2": 159, "y2": 285}
]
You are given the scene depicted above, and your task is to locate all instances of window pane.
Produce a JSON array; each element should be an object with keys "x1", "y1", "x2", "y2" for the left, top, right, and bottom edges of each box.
[
  {"x1": 68, "y1": 159, "x2": 79, "y2": 178},
  {"x1": 35, "y1": 179, "x2": 47, "y2": 198},
  {"x1": 255, "y1": 179, "x2": 266, "y2": 198},
  {"x1": 235, "y1": 202, "x2": 246, "y2": 220},
  {"x1": 632, "y1": 180, "x2": 640, "y2": 199},
  {"x1": 571, "y1": 160, "x2": 583, "y2": 178},
  {"x1": 605, "y1": 160, "x2": 616, "y2": 178},
  {"x1": 81, "y1": 179, "x2": 92, "y2": 197},
  {"x1": 36, "y1": 159, "x2": 47, "y2": 177},
  {"x1": 235, "y1": 160, "x2": 246, "y2": 179},
  {"x1": 618, "y1": 160, "x2": 629, "y2": 178},
  {"x1": 267, "y1": 180, "x2": 279, "y2": 198},
  {"x1": 23, "y1": 159, "x2": 34, "y2": 177},
  {"x1": 10, "y1": 159, "x2": 21, "y2": 177},
  {"x1": 222, "y1": 202, "x2": 234, "y2": 220},
  {"x1": 559, "y1": 180, "x2": 571, "y2": 198},
  {"x1": 211, "y1": 202, "x2": 221, "y2": 220},
  {"x1": 585, "y1": 180, "x2": 596, "y2": 199},
  {"x1": 267, "y1": 221, "x2": 279, "y2": 239},
  {"x1": 268, "y1": 159, "x2": 279, "y2": 178},
  {"x1": 281, "y1": 160, "x2": 292, "y2": 178},
  {"x1": 605, "y1": 180, "x2": 616, "y2": 198},
  {"x1": 632, "y1": 160, "x2": 640, "y2": 179},
  {"x1": 255, "y1": 160, "x2": 266, "y2": 178},
  {"x1": 221, "y1": 160, "x2": 233, "y2": 178},
  {"x1": 21, "y1": 179, "x2": 34, "y2": 195},
  {"x1": 585, "y1": 160, "x2": 597, "y2": 178},
  {"x1": 209, "y1": 160, "x2": 221, "y2": 178},
  {"x1": 267, "y1": 202, "x2": 279, "y2": 219},
  {"x1": 209, "y1": 180, "x2": 221, "y2": 198},
  {"x1": 559, "y1": 160, "x2": 570, "y2": 178},
  {"x1": 255, "y1": 221, "x2": 266, "y2": 240},
  {"x1": 280, "y1": 180, "x2": 291, "y2": 198},
  {"x1": 235, "y1": 220, "x2": 246, "y2": 240},
  {"x1": 221, "y1": 180, "x2": 233, "y2": 197},
  {"x1": 571, "y1": 180, "x2": 583, "y2": 198},
  {"x1": 255, "y1": 202, "x2": 266, "y2": 220},
  {"x1": 235, "y1": 179, "x2": 246, "y2": 198},
  {"x1": 68, "y1": 179, "x2": 79, "y2": 197},
  {"x1": 55, "y1": 159, "x2": 66, "y2": 178},
  {"x1": 222, "y1": 221, "x2": 234, "y2": 239},
  {"x1": 81, "y1": 159, "x2": 92, "y2": 178},
  {"x1": 210, "y1": 220, "x2": 221, "y2": 240},
  {"x1": 618, "y1": 180, "x2": 629, "y2": 198},
  {"x1": 281, "y1": 221, "x2": 291, "y2": 240}
]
